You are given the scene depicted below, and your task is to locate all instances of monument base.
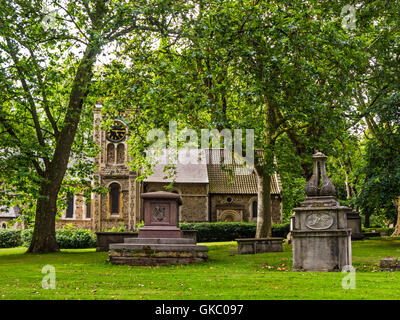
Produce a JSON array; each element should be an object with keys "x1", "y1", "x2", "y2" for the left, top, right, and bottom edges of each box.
[
  {"x1": 292, "y1": 229, "x2": 352, "y2": 271},
  {"x1": 109, "y1": 238, "x2": 208, "y2": 266},
  {"x1": 236, "y1": 238, "x2": 283, "y2": 254},
  {"x1": 380, "y1": 257, "x2": 400, "y2": 271},
  {"x1": 138, "y1": 226, "x2": 182, "y2": 238}
]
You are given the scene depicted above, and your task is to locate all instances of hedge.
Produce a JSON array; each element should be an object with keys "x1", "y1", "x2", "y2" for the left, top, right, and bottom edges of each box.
[
  {"x1": 180, "y1": 222, "x2": 290, "y2": 242},
  {"x1": 0, "y1": 229, "x2": 22, "y2": 248},
  {"x1": 22, "y1": 228, "x2": 96, "y2": 249},
  {"x1": 362, "y1": 227, "x2": 395, "y2": 236}
]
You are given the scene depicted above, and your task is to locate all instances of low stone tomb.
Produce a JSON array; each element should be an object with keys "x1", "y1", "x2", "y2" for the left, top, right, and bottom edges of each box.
[
  {"x1": 380, "y1": 257, "x2": 400, "y2": 271},
  {"x1": 109, "y1": 191, "x2": 207, "y2": 266},
  {"x1": 236, "y1": 238, "x2": 283, "y2": 254},
  {"x1": 96, "y1": 230, "x2": 198, "y2": 252},
  {"x1": 96, "y1": 232, "x2": 138, "y2": 252},
  {"x1": 109, "y1": 237, "x2": 208, "y2": 266}
]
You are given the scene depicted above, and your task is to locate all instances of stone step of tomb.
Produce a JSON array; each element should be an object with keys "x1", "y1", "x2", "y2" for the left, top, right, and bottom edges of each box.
[
  {"x1": 123, "y1": 237, "x2": 195, "y2": 245},
  {"x1": 109, "y1": 243, "x2": 207, "y2": 252}
]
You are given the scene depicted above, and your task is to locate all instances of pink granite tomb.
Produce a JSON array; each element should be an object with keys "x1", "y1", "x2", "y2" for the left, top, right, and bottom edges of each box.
[
  {"x1": 139, "y1": 191, "x2": 182, "y2": 238},
  {"x1": 109, "y1": 191, "x2": 208, "y2": 266}
]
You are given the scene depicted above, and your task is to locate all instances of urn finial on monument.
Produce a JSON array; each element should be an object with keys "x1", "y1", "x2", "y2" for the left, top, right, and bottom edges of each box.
[
  {"x1": 305, "y1": 151, "x2": 336, "y2": 197},
  {"x1": 302, "y1": 151, "x2": 338, "y2": 208}
]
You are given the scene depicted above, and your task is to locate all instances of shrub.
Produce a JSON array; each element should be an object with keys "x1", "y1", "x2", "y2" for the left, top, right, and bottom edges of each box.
[
  {"x1": 56, "y1": 229, "x2": 96, "y2": 249},
  {"x1": 22, "y1": 228, "x2": 96, "y2": 249},
  {"x1": 21, "y1": 228, "x2": 34, "y2": 247},
  {"x1": 180, "y1": 222, "x2": 290, "y2": 242},
  {"x1": 103, "y1": 222, "x2": 128, "y2": 233},
  {"x1": 0, "y1": 229, "x2": 22, "y2": 248}
]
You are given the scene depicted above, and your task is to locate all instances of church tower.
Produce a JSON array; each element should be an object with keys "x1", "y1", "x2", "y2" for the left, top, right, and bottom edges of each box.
[{"x1": 91, "y1": 103, "x2": 141, "y2": 232}]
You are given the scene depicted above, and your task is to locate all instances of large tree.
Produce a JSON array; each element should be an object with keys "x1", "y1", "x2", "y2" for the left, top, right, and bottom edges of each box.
[
  {"x1": 0, "y1": 0, "x2": 188, "y2": 252},
  {"x1": 101, "y1": 0, "x2": 362, "y2": 237}
]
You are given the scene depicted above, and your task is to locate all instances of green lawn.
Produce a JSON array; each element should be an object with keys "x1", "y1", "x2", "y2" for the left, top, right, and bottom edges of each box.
[{"x1": 1, "y1": 239, "x2": 400, "y2": 300}]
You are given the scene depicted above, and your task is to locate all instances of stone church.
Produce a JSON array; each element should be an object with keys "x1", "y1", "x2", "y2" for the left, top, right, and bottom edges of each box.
[{"x1": 56, "y1": 104, "x2": 283, "y2": 231}]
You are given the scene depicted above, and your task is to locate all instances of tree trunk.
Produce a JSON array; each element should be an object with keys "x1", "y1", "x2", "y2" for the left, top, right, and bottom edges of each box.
[
  {"x1": 364, "y1": 211, "x2": 371, "y2": 228},
  {"x1": 254, "y1": 97, "x2": 277, "y2": 238},
  {"x1": 26, "y1": 40, "x2": 102, "y2": 253},
  {"x1": 392, "y1": 196, "x2": 400, "y2": 237},
  {"x1": 27, "y1": 183, "x2": 60, "y2": 253},
  {"x1": 255, "y1": 167, "x2": 272, "y2": 238}
]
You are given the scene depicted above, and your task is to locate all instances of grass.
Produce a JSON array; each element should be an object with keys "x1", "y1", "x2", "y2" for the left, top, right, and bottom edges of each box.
[{"x1": 1, "y1": 239, "x2": 400, "y2": 300}]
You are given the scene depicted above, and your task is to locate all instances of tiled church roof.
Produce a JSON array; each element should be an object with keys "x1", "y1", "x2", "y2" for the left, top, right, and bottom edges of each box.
[
  {"x1": 145, "y1": 149, "x2": 282, "y2": 195},
  {"x1": 205, "y1": 149, "x2": 282, "y2": 195},
  {"x1": 144, "y1": 149, "x2": 209, "y2": 183},
  {"x1": 207, "y1": 164, "x2": 282, "y2": 194}
]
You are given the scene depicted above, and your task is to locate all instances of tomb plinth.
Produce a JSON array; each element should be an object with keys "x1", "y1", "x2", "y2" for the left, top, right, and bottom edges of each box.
[
  {"x1": 347, "y1": 211, "x2": 363, "y2": 240},
  {"x1": 139, "y1": 191, "x2": 182, "y2": 238},
  {"x1": 109, "y1": 191, "x2": 208, "y2": 266},
  {"x1": 292, "y1": 152, "x2": 352, "y2": 271}
]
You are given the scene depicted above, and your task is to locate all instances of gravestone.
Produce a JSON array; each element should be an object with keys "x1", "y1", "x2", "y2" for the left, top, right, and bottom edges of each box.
[
  {"x1": 292, "y1": 152, "x2": 352, "y2": 271},
  {"x1": 109, "y1": 191, "x2": 208, "y2": 266},
  {"x1": 380, "y1": 257, "x2": 400, "y2": 271},
  {"x1": 347, "y1": 211, "x2": 363, "y2": 240}
]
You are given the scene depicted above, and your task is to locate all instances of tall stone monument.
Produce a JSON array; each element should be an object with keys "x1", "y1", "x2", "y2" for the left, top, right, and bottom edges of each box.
[
  {"x1": 109, "y1": 191, "x2": 208, "y2": 266},
  {"x1": 292, "y1": 152, "x2": 352, "y2": 271}
]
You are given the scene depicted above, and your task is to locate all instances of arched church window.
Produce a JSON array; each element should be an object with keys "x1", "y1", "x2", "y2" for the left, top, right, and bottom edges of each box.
[
  {"x1": 252, "y1": 200, "x2": 258, "y2": 218},
  {"x1": 66, "y1": 193, "x2": 74, "y2": 218},
  {"x1": 107, "y1": 143, "x2": 115, "y2": 164},
  {"x1": 86, "y1": 201, "x2": 91, "y2": 219},
  {"x1": 116, "y1": 143, "x2": 125, "y2": 164},
  {"x1": 109, "y1": 183, "x2": 121, "y2": 216}
]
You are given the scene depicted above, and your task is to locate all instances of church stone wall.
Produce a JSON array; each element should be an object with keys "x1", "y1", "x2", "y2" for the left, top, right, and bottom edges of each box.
[
  {"x1": 210, "y1": 194, "x2": 282, "y2": 224},
  {"x1": 56, "y1": 194, "x2": 92, "y2": 230}
]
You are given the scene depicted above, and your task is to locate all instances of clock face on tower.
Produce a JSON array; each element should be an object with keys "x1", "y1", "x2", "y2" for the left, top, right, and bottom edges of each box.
[{"x1": 106, "y1": 121, "x2": 126, "y2": 143}]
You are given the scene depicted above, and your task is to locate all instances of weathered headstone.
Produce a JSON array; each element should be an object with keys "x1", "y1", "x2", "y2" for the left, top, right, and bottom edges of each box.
[
  {"x1": 109, "y1": 191, "x2": 208, "y2": 266},
  {"x1": 236, "y1": 238, "x2": 283, "y2": 254},
  {"x1": 380, "y1": 257, "x2": 400, "y2": 271},
  {"x1": 347, "y1": 211, "x2": 363, "y2": 240},
  {"x1": 292, "y1": 152, "x2": 352, "y2": 271}
]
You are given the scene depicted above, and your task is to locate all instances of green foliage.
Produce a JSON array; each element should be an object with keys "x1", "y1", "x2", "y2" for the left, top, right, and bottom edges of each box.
[
  {"x1": 362, "y1": 228, "x2": 395, "y2": 237},
  {"x1": 180, "y1": 222, "x2": 290, "y2": 242},
  {"x1": 21, "y1": 229, "x2": 34, "y2": 247},
  {"x1": 135, "y1": 221, "x2": 145, "y2": 232},
  {"x1": 356, "y1": 96, "x2": 400, "y2": 224},
  {"x1": 55, "y1": 229, "x2": 96, "y2": 249},
  {"x1": 103, "y1": 222, "x2": 127, "y2": 233},
  {"x1": 101, "y1": 0, "x2": 367, "y2": 238},
  {"x1": 0, "y1": 229, "x2": 22, "y2": 248},
  {"x1": 22, "y1": 228, "x2": 96, "y2": 249}
]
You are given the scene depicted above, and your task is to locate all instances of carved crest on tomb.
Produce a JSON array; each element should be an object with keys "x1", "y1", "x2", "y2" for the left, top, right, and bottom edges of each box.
[
  {"x1": 153, "y1": 205, "x2": 168, "y2": 222},
  {"x1": 305, "y1": 212, "x2": 334, "y2": 230}
]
